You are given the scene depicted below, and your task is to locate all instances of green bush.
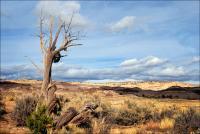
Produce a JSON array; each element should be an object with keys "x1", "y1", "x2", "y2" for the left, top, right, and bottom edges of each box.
[
  {"x1": 13, "y1": 96, "x2": 37, "y2": 126},
  {"x1": 174, "y1": 108, "x2": 200, "y2": 134},
  {"x1": 26, "y1": 105, "x2": 53, "y2": 134}
]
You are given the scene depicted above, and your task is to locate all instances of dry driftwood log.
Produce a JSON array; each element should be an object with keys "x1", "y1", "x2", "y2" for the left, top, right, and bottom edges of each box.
[
  {"x1": 70, "y1": 110, "x2": 91, "y2": 126},
  {"x1": 70, "y1": 103, "x2": 98, "y2": 126},
  {"x1": 55, "y1": 107, "x2": 78, "y2": 129},
  {"x1": 47, "y1": 84, "x2": 57, "y2": 102},
  {"x1": 46, "y1": 83, "x2": 59, "y2": 114},
  {"x1": 47, "y1": 97, "x2": 58, "y2": 114},
  {"x1": 54, "y1": 103, "x2": 98, "y2": 129},
  {"x1": 82, "y1": 103, "x2": 98, "y2": 112}
]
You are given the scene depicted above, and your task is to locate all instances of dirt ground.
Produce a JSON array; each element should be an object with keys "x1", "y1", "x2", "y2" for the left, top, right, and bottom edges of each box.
[{"x1": 0, "y1": 80, "x2": 200, "y2": 134}]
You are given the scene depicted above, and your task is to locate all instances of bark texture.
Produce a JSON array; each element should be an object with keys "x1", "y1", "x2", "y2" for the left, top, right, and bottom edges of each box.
[
  {"x1": 55, "y1": 107, "x2": 78, "y2": 129},
  {"x1": 39, "y1": 15, "x2": 82, "y2": 102}
]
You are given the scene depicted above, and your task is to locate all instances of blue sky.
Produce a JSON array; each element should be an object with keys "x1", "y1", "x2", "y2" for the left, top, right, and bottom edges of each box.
[{"x1": 0, "y1": 1, "x2": 199, "y2": 83}]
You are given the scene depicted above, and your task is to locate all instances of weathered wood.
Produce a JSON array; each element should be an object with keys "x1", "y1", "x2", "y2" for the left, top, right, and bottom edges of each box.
[
  {"x1": 70, "y1": 110, "x2": 91, "y2": 125},
  {"x1": 81, "y1": 103, "x2": 98, "y2": 112},
  {"x1": 47, "y1": 96, "x2": 57, "y2": 114},
  {"x1": 39, "y1": 14, "x2": 82, "y2": 104},
  {"x1": 70, "y1": 103, "x2": 99, "y2": 126},
  {"x1": 55, "y1": 107, "x2": 78, "y2": 129},
  {"x1": 47, "y1": 84, "x2": 57, "y2": 103},
  {"x1": 41, "y1": 52, "x2": 53, "y2": 100}
]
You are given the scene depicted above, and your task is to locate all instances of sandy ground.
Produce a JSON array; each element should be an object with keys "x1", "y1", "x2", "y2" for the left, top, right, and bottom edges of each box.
[
  {"x1": 0, "y1": 100, "x2": 30, "y2": 134},
  {"x1": 0, "y1": 80, "x2": 199, "y2": 133}
]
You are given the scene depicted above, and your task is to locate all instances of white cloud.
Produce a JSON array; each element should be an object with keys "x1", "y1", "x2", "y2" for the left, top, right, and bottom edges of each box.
[
  {"x1": 147, "y1": 66, "x2": 185, "y2": 77},
  {"x1": 120, "y1": 56, "x2": 165, "y2": 67},
  {"x1": 120, "y1": 59, "x2": 138, "y2": 66},
  {"x1": 191, "y1": 56, "x2": 200, "y2": 63},
  {"x1": 1, "y1": 56, "x2": 199, "y2": 82},
  {"x1": 84, "y1": 79, "x2": 139, "y2": 83},
  {"x1": 109, "y1": 16, "x2": 135, "y2": 32},
  {"x1": 159, "y1": 66, "x2": 185, "y2": 77},
  {"x1": 142, "y1": 56, "x2": 165, "y2": 66},
  {"x1": 35, "y1": 1, "x2": 88, "y2": 28}
]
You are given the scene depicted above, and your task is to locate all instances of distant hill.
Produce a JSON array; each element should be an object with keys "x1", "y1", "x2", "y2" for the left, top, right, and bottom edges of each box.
[
  {"x1": 1, "y1": 80, "x2": 200, "y2": 100},
  {"x1": 81, "y1": 81, "x2": 197, "y2": 91}
]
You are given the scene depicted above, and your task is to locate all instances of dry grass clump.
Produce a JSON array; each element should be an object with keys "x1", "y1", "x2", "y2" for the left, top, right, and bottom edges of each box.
[
  {"x1": 159, "y1": 117, "x2": 175, "y2": 130},
  {"x1": 91, "y1": 118, "x2": 112, "y2": 134},
  {"x1": 65, "y1": 124, "x2": 86, "y2": 133},
  {"x1": 173, "y1": 107, "x2": 200, "y2": 134},
  {"x1": 159, "y1": 105, "x2": 179, "y2": 119},
  {"x1": 12, "y1": 96, "x2": 38, "y2": 126},
  {"x1": 4, "y1": 92, "x2": 16, "y2": 101}
]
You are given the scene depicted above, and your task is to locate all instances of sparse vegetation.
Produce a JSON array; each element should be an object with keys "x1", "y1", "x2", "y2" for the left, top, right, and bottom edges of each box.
[
  {"x1": 0, "y1": 95, "x2": 6, "y2": 118},
  {"x1": 113, "y1": 105, "x2": 153, "y2": 126},
  {"x1": 91, "y1": 118, "x2": 112, "y2": 134},
  {"x1": 26, "y1": 104, "x2": 53, "y2": 134},
  {"x1": 0, "y1": 105, "x2": 6, "y2": 118},
  {"x1": 173, "y1": 108, "x2": 200, "y2": 134},
  {"x1": 12, "y1": 96, "x2": 37, "y2": 126},
  {"x1": 160, "y1": 117, "x2": 175, "y2": 130},
  {"x1": 0, "y1": 80, "x2": 200, "y2": 133}
]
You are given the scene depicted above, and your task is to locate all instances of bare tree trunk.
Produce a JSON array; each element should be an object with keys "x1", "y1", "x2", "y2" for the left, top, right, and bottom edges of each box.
[
  {"x1": 41, "y1": 50, "x2": 53, "y2": 100},
  {"x1": 39, "y1": 15, "x2": 82, "y2": 104}
]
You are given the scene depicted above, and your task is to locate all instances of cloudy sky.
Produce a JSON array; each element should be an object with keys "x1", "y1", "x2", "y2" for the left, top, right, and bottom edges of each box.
[{"x1": 1, "y1": 1, "x2": 199, "y2": 83}]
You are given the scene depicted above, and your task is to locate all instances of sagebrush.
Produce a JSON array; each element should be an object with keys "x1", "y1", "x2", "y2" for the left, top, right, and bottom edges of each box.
[{"x1": 13, "y1": 96, "x2": 37, "y2": 126}]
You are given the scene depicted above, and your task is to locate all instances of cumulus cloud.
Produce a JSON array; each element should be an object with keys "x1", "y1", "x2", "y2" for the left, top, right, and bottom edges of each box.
[
  {"x1": 0, "y1": 65, "x2": 40, "y2": 80},
  {"x1": 35, "y1": 1, "x2": 88, "y2": 28},
  {"x1": 159, "y1": 67, "x2": 185, "y2": 76},
  {"x1": 120, "y1": 56, "x2": 166, "y2": 67},
  {"x1": 147, "y1": 66, "x2": 185, "y2": 77},
  {"x1": 109, "y1": 16, "x2": 135, "y2": 32},
  {"x1": 191, "y1": 56, "x2": 200, "y2": 63},
  {"x1": 1, "y1": 56, "x2": 199, "y2": 83}
]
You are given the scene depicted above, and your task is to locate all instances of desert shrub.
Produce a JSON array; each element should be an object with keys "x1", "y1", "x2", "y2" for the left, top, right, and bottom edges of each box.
[
  {"x1": 0, "y1": 95, "x2": 6, "y2": 118},
  {"x1": 114, "y1": 110, "x2": 138, "y2": 125},
  {"x1": 26, "y1": 105, "x2": 53, "y2": 134},
  {"x1": 64, "y1": 124, "x2": 85, "y2": 134},
  {"x1": 13, "y1": 96, "x2": 37, "y2": 126},
  {"x1": 149, "y1": 105, "x2": 179, "y2": 122},
  {"x1": 97, "y1": 103, "x2": 115, "y2": 124},
  {"x1": 160, "y1": 117, "x2": 175, "y2": 130},
  {"x1": 0, "y1": 104, "x2": 6, "y2": 118},
  {"x1": 98, "y1": 102, "x2": 156, "y2": 126},
  {"x1": 91, "y1": 118, "x2": 111, "y2": 134},
  {"x1": 114, "y1": 104, "x2": 153, "y2": 126},
  {"x1": 58, "y1": 95, "x2": 70, "y2": 103},
  {"x1": 173, "y1": 108, "x2": 200, "y2": 134},
  {"x1": 99, "y1": 104, "x2": 112, "y2": 117},
  {"x1": 85, "y1": 103, "x2": 112, "y2": 133},
  {"x1": 6, "y1": 95, "x2": 15, "y2": 101},
  {"x1": 160, "y1": 106, "x2": 177, "y2": 119}
]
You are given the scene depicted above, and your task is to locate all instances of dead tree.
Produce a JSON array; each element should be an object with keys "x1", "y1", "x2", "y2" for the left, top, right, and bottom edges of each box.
[
  {"x1": 39, "y1": 14, "x2": 82, "y2": 102},
  {"x1": 55, "y1": 107, "x2": 78, "y2": 129},
  {"x1": 54, "y1": 103, "x2": 98, "y2": 129}
]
